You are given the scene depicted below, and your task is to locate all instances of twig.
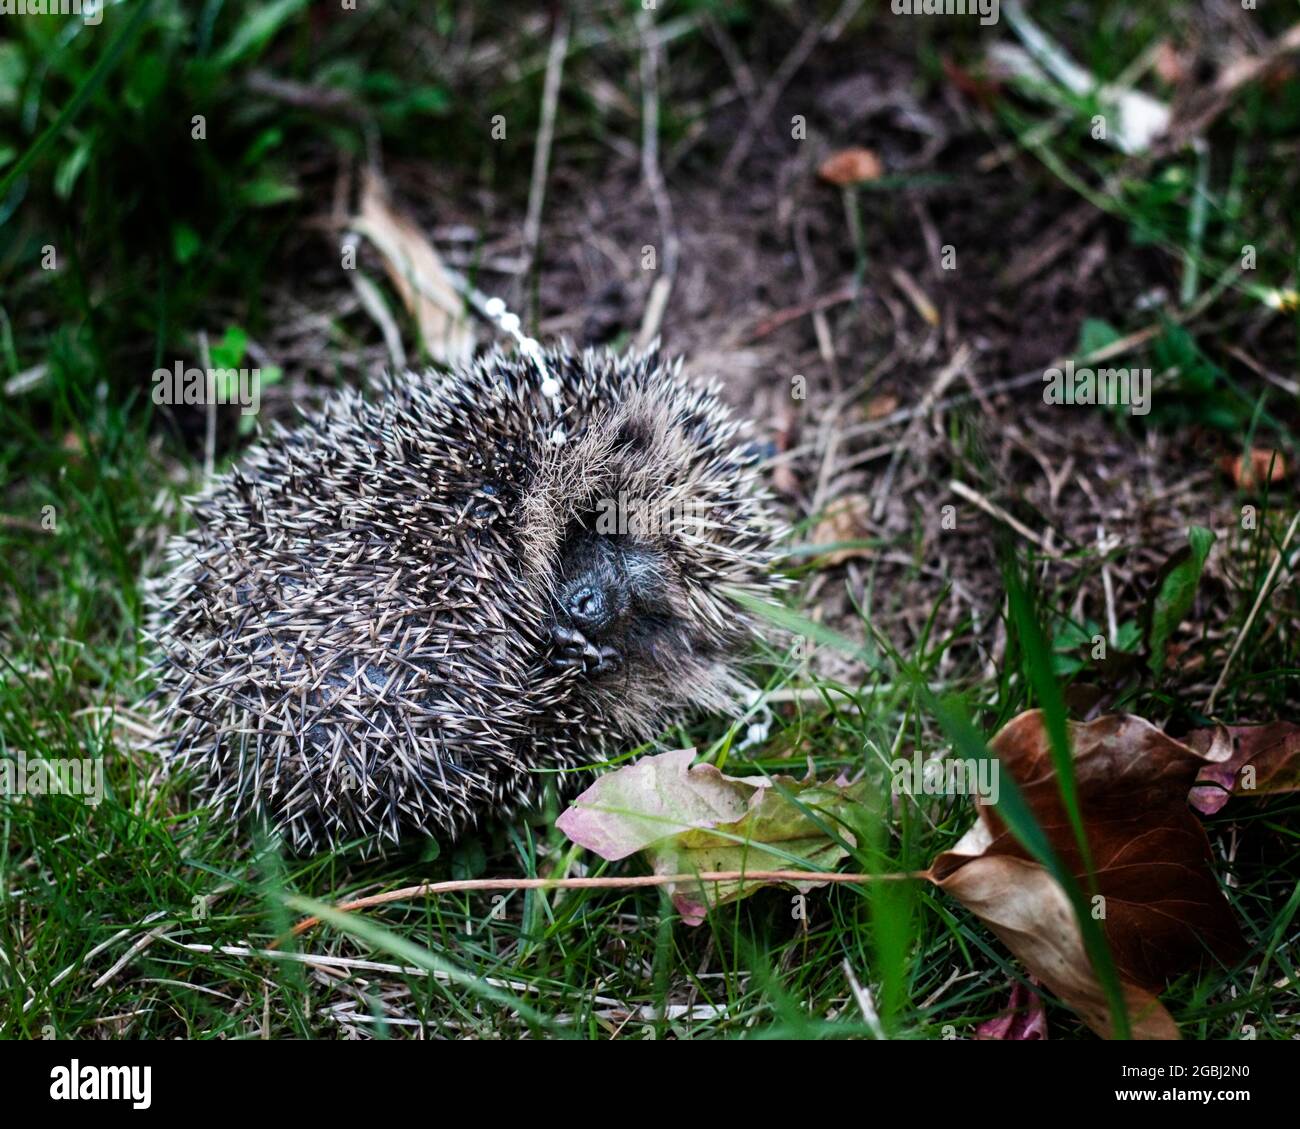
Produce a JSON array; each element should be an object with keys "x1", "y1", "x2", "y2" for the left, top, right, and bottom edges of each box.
[
  {"x1": 793, "y1": 212, "x2": 838, "y2": 379},
  {"x1": 748, "y1": 284, "x2": 855, "y2": 339},
  {"x1": 245, "y1": 71, "x2": 370, "y2": 122},
  {"x1": 1224, "y1": 344, "x2": 1300, "y2": 397},
  {"x1": 998, "y1": 200, "x2": 1098, "y2": 288},
  {"x1": 834, "y1": 324, "x2": 1161, "y2": 446},
  {"x1": 22, "y1": 911, "x2": 167, "y2": 1014},
  {"x1": 704, "y1": 13, "x2": 757, "y2": 103},
  {"x1": 719, "y1": 0, "x2": 864, "y2": 184},
  {"x1": 890, "y1": 266, "x2": 940, "y2": 327},
  {"x1": 519, "y1": 10, "x2": 570, "y2": 297},
  {"x1": 1162, "y1": 22, "x2": 1300, "y2": 150},
  {"x1": 842, "y1": 959, "x2": 886, "y2": 1039},
  {"x1": 950, "y1": 479, "x2": 1066, "y2": 561},
  {"x1": 1205, "y1": 508, "x2": 1300, "y2": 715},
  {"x1": 871, "y1": 345, "x2": 972, "y2": 521},
  {"x1": 284, "y1": 869, "x2": 922, "y2": 941},
  {"x1": 1098, "y1": 524, "x2": 1119, "y2": 648},
  {"x1": 348, "y1": 270, "x2": 407, "y2": 371},
  {"x1": 175, "y1": 942, "x2": 625, "y2": 1007},
  {"x1": 92, "y1": 921, "x2": 176, "y2": 990},
  {"x1": 636, "y1": 6, "x2": 679, "y2": 349}
]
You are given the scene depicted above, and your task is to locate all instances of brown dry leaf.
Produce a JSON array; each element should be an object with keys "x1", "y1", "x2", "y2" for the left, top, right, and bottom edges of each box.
[
  {"x1": 934, "y1": 842, "x2": 1178, "y2": 1038},
  {"x1": 929, "y1": 711, "x2": 1245, "y2": 1040},
  {"x1": 809, "y1": 495, "x2": 873, "y2": 566},
  {"x1": 352, "y1": 169, "x2": 474, "y2": 367},
  {"x1": 976, "y1": 979, "x2": 1048, "y2": 1040},
  {"x1": 1217, "y1": 448, "x2": 1287, "y2": 490},
  {"x1": 818, "y1": 147, "x2": 883, "y2": 187},
  {"x1": 1188, "y1": 723, "x2": 1300, "y2": 815},
  {"x1": 864, "y1": 393, "x2": 899, "y2": 421}
]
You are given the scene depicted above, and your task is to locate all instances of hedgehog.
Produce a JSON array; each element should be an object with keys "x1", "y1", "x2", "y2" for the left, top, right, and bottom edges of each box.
[{"x1": 146, "y1": 344, "x2": 782, "y2": 854}]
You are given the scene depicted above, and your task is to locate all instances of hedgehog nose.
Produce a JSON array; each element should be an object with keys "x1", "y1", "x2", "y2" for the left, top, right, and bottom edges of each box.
[{"x1": 566, "y1": 584, "x2": 610, "y2": 631}]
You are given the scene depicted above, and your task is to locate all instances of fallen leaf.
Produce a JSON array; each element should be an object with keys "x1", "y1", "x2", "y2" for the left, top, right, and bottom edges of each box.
[
  {"x1": 934, "y1": 841, "x2": 1179, "y2": 1038},
  {"x1": 976, "y1": 979, "x2": 1048, "y2": 1040},
  {"x1": 557, "y1": 749, "x2": 867, "y2": 923},
  {"x1": 929, "y1": 711, "x2": 1245, "y2": 1039},
  {"x1": 555, "y1": 747, "x2": 754, "y2": 861},
  {"x1": 809, "y1": 495, "x2": 873, "y2": 566},
  {"x1": 1188, "y1": 722, "x2": 1300, "y2": 815},
  {"x1": 352, "y1": 169, "x2": 474, "y2": 367},
  {"x1": 654, "y1": 776, "x2": 866, "y2": 924},
  {"x1": 818, "y1": 147, "x2": 883, "y2": 187},
  {"x1": 864, "y1": 393, "x2": 899, "y2": 421},
  {"x1": 1217, "y1": 448, "x2": 1287, "y2": 491}
]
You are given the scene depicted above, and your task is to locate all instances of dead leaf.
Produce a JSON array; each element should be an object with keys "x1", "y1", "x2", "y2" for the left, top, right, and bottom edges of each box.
[
  {"x1": 555, "y1": 748, "x2": 754, "y2": 861},
  {"x1": 864, "y1": 394, "x2": 899, "y2": 421},
  {"x1": 1217, "y1": 448, "x2": 1287, "y2": 491},
  {"x1": 557, "y1": 749, "x2": 867, "y2": 924},
  {"x1": 810, "y1": 495, "x2": 873, "y2": 566},
  {"x1": 976, "y1": 980, "x2": 1048, "y2": 1040},
  {"x1": 1188, "y1": 722, "x2": 1300, "y2": 815},
  {"x1": 929, "y1": 711, "x2": 1246, "y2": 1039},
  {"x1": 654, "y1": 776, "x2": 865, "y2": 924},
  {"x1": 352, "y1": 169, "x2": 474, "y2": 367},
  {"x1": 818, "y1": 147, "x2": 883, "y2": 187},
  {"x1": 933, "y1": 840, "x2": 1179, "y2": 1038}
]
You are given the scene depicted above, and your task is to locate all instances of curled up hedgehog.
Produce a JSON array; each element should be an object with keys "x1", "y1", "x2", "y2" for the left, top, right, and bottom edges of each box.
[{"x1": 146, "y1": 344, "x2": 782, "y2": 854}]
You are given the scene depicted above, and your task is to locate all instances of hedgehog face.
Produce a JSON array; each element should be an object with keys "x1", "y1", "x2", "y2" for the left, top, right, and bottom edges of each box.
[
  {"x1": 526, "y1": 370, "x2": 776, "y2": 732},
  {"x1": 550, "y1": 528, "x2": 675, "y2": 676}
]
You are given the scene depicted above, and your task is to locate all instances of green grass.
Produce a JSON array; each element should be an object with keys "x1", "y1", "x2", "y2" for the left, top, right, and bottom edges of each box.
[{"x1": 2, "y1": 0, "x2": 1298, "y2": 1039}]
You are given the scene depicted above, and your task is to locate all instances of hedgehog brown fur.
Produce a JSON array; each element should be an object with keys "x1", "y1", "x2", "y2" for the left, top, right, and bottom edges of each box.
[{"x1": 146, "y1": 344, "x2": 782, "y2": 854}]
